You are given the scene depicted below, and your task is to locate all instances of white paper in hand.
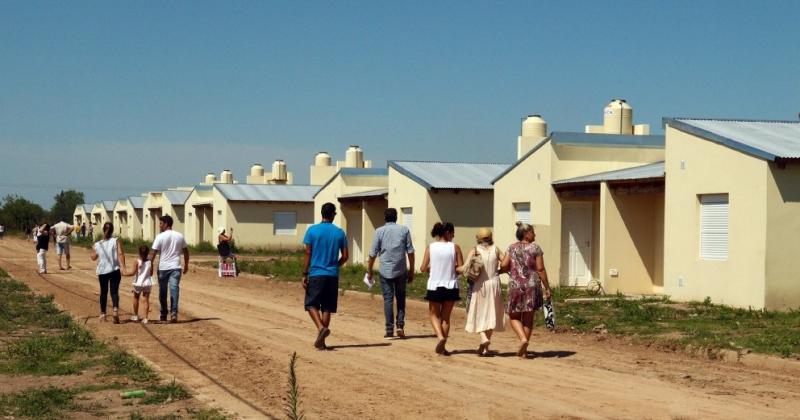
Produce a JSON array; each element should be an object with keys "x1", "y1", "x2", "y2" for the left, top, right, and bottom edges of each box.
[{"x1": 363, "y1": 273, "x2": 375, "y2": 290}]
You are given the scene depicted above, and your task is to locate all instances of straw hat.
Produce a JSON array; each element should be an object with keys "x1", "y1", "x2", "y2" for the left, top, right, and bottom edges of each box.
[
  {"x1": 476, "y1": 228, "x2": 493, "y2": 242},
  {"x1": 217, "y1": 226, "x2": 226, "y2": 235}
]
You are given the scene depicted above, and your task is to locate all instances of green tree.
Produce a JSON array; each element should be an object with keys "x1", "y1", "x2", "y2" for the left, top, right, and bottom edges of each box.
[
  {"x1": 49, "y1": 190, "x2": 85, "y2": 224},
  {"x1": 0, "y1": 195, "x2": 46, "y2": 230}
]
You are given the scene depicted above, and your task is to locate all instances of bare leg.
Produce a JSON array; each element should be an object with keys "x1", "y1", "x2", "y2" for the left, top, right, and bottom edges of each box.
[
  {"x1": 132, "y1": 292, "x2": 140, "y2": 318},
  {"x1": 142, "y1": 292, "x2": 150, "y2": 321},
  {"x1": 428, "y1": 302, "x2": 444, "y2": 339},
  {"x1": 508, "y1": 312, "x2": 527, "y2": 342},
  {"x1": 523, "y1": 312, "x2": 534, "y2": 341},
  {"x1": 66, "y1": 252, "x2": 71, "y2": 269},
  {"x1": 320, "y1": 311, "x2": 331, "y2": 329},
  {"x1": 440, "y1": 301, "x2": 455, "y2": 339},
  {"x1": 58, "y1": 253, "x2": 64, "y2": 270},
  {"x1": 307, "y1": 307, "x2": 324, "y2": 331}
]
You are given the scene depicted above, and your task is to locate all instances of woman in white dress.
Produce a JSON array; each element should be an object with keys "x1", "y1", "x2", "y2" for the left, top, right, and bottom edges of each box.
[{"x1": 464, "y1": 228, "x2": 505, "y2": 356}]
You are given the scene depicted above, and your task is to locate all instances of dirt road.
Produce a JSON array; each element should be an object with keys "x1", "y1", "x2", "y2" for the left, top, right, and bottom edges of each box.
[{"x1": 1, "y1": 237, "x2": 799, "y2": 419}]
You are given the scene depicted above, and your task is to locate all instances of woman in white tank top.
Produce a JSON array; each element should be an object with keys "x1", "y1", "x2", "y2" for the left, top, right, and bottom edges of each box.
[{"x1": 420, "y1": 222, "x2": 464, "y2": 355}]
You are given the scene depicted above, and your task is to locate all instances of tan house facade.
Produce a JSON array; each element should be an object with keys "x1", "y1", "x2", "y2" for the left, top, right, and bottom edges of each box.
[
  {"x1": 662, "y1": 118, "x2": 800, "y2": 310},
  {"x1": 185, "y1": 185, "x2": 216, "y2": 246},
  {"x1": 112, "y1": 199, "x2": 130, "y2": 238},
  {"x1": 73, "y1": 204, "x2": 93, "y2": 229},
  {"x1": 492, "y1": 131, "x2": 665, "y2": 293},
  {"x1": 388, "y1": 161, "x2": 508, "y2": 271},
  {"x1": 124, "y1": 196, "x2": 145, "y2": 239},
  {"x1": 91, "y1": 201, "x2": 116, "y2": 234},
  {"x1": 142, "y1": 192, "x2": 164, "y2": 241},
  {"x1": 313, "y1": 168, "x2": 388, "y2": 265}
]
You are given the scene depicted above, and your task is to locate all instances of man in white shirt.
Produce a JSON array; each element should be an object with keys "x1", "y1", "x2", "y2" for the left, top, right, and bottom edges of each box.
[
  {"x1": 149, "y1": 215, "x2": 190, "y2": 323},
  {"x1": 51, "y1": 221, "x2": 74, "y2": 270}
]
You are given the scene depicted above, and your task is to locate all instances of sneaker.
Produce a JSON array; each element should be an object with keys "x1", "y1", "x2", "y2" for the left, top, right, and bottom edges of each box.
[
  {"x1": 384, "y1": 332, "x2": 394, "y2": 340},
  {"x1": 160, "y1": 315, "x2": 168, "y2": 322},
  {"x1": 142, "y1": 318, "x2": 149, "y2": 324},
  {"x1": 396, "y1": 329, "x2": 405, "y2": 338},
  {"x1": 170, "y1": 314, "x2": 178, "y2": 323},
  {"x1": 99, "y1": 313, "x2": 106, "y2": 322},
  {"x1": 112, "y1": 309, "x2": 120, "y2": 324},
  {"x1": 130, "y1": 315, "x2": 140, "y2": 322}
]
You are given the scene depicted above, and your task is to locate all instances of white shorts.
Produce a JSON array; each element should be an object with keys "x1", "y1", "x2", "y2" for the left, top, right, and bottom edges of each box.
[{"x1": 56, "y1": 242, "x2": 69, "y2": 255}]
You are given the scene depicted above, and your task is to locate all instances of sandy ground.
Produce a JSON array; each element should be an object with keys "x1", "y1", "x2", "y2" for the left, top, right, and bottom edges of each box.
[{"x1": 1, "y1": 236, "x2": 799, "y2": 420}]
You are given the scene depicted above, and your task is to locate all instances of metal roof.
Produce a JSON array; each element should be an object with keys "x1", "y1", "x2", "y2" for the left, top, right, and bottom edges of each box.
[
  {"x1": 492, "y1": 132, "x2": 665, "y2": 184},
  {"x1": 553, "y1": 161, "x2": 665, "y2": 186},
  {"x1": 127, "y1": 196, "x2": 145, "y2": 209},
  {"x1": 313, "y1": 167, "x2": 389, "y2": 198},
  {"x1": 338, "y1": 188, "x2": 388, "y2": 200},
  {"x1": 214, "y1": 184, "x2": 319, "y2": 202},
  {"x1": 389, "y1": 161, "x2": 509, "y2": 190},
  {"x1": 163, "y1": 190, "x2": 191, "y2": 205},
  {"x1": 80, "y1": 204, "x2": 93, "y2": 213},
  {"x1": 550, "y1": 131, "x2": 664, "y2": 148},
  {"x1": 102, "y1": 200, "x2": 116, "y2": 211},
  {"x1": 663, "y1": 118, "x2": 800, "y2": 161}
]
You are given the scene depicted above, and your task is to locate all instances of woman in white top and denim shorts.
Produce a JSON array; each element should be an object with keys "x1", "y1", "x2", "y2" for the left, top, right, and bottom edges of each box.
[
  {"x1": 90, "y1": 222, "x2": 128, "y2": 323},
  {"x1": 420, "y1": 222, "x2": 464, "y2": 355}
]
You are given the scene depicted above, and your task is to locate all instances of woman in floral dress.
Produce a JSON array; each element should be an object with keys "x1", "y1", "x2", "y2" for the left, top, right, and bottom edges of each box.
[{"x1": 500, "y1": 222, "x2": 551, "y2": 358}]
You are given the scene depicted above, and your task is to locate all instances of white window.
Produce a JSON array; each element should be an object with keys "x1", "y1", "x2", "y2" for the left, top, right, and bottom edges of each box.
[
  {"x1": 401, "y1": 207, "x2": 413, "y2": 232},
  {"x1": 513, "y1": 202, "x2": 531, "y2": 225},
  {"x1": 274, "y1": 212, "x2": 297, "y2": 236},
  {"x1": 699, "y1": 194, "x2": 728, "y2": 260}
]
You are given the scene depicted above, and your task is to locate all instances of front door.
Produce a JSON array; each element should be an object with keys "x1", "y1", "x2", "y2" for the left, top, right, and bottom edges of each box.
[{"x1": 561, "y1": 203, "x2": 593, "y2": 286}]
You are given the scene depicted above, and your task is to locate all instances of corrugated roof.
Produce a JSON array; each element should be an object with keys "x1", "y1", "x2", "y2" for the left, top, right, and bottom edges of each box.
[
  {"x1": 492, "y1": 132, "x2": 665, "y2": 184},
  {"x1": 664, "y1": 118, "x2": 800, "y2": 161},
  {"x1": 163, "y1": 190, "x2": 191, "y2": 205},
  {"x1": 313, "y1": 167, "x2": 389, "y2": 198},
  {"x1": 215, "y1": 184, "x2": 319, "y2": 202},
  {"x1": 550, "y1": 131, "x2": 665, "y2": 148},
  {"x1": 128, "y1": 196, "x2": 145, "y2": 209},
  {"x1": 338, "y1": 188, "x2": 388, "y2": 199},
  {"x1": 389, "y1": 161, "x2": 509, "y2": 190},
  {"x1": 102, "y1": 200, "x2": 115, "y2": 211},
  {"x1": 553, "y1": 161, "x2": 665, "y2": 186},
  {"x1": 81, "y1": 204, "x2": 93, "y2": 213}
]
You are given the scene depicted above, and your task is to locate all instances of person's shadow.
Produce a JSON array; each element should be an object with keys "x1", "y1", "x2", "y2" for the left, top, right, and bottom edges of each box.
[
  {"x1": 325, "y1": 343, "x2": 392, "y2": 350},
  {"x1": 490, "y1": 350, "x2": 577, "y2": 358}
]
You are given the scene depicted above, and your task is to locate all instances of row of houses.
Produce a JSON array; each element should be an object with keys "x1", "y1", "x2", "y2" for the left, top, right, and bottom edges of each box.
[{"x1": 74, "y1": 100, "x2": 800, "y2": 310}]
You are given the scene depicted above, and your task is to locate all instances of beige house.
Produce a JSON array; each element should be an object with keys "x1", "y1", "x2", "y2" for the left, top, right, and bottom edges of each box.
[
  {"x1": 112, "y1": 199, "x2": 130, "y2": 238},
  {"x1": 142, "y1": 192, "x2": 164, "y2": 241},
  {"x1": 91, "y1": 201, "x2": 116, "y2": 234},
  {"x1": 662, "y1": 118, "x2": 800, "y2": 310},
  {"x1": 388, "y1": 160, "x2": 508, "y2": 271},
  {"x1": 124, "y1": 196, "x2": 145, "y2": 239},
  {"x1": 492, "y1": 109, "x2": 664, "y2": 294},
  {"x1": 313, "y1": 168, "x2": 388, "y2": 265},
  {"x1": 162, "y1": 190, "x2": 191, "y2": 234},
  {"x1": 185, "y1": 185, "x2": 216, "y2": 246},
  {"x1": 73, "y1": 204, "x2": 93, "y2": 228},
  {"x1": 185, "y1": 183, "x2": 318, "y2": 250}
]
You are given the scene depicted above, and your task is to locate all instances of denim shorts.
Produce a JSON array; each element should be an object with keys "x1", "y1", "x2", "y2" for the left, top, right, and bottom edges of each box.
[
  {"x1": 56, "y1": 242, "x2": 69, "y2": 255},
  {"x1": 304, "y1": 276, "x2": 339, "y2": 313}
]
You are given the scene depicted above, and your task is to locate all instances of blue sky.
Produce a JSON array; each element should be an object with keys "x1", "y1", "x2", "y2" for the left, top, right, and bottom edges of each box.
[{"x1": 1, "y1": 1, "x2": 798, "y2": 208}]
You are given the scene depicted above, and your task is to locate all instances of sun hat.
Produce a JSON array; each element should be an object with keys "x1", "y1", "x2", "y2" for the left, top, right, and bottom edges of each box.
[
  {"x1": 218, "y1": 226, "x2": 226, "y2": 235},
  {"x1": 476, "y1": 228, "x2": 493, "y2": 242}
]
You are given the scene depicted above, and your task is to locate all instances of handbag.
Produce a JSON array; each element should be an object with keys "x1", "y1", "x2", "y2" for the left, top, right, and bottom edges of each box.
[
  {"x1": 542, "y1": 298, "x2": 556, "y2": 330},
  {"x1": 464, "y1": 246, "x2": 483, "y2": 281}
]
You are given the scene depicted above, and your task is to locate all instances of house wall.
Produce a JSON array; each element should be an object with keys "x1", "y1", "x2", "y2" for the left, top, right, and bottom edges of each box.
[
  {"x1": 765, "y1": 162, "x2": 800, "y2": 310},
  {"x1": 222, "y1": 201, "x2": 313, "y2": 250},
  {"x1": 184, "y1": 189, "x2": 213, "y2": 245},
  {"x1": 552, "y1": 145, "x2": 665, "y2": 181},
  {"x1": 313, "y1": 174, "x2": 388, "y2": 224},
  {"x1": 113, "y1": 207, "x2": 129, "y2": 239},
  {"x1": 128, "y1": 208, "x2": 144, "y2": 240},
  {"x1": 142, "y1": 193, "x2": 163, "y2": 241},
  {"x1": 428, "y1": 189, "x2": 495, "y2": 266},
  {"x1": 663, "y1": 126, "x2": 768, "y2": 308},
  {"x1": 387, "y1": 167, "x2": 431, "y2": 271},
  {"x1": 600, "y1": 185, "x2": 663, "y2": 294},
  {"x1": 161, "y1": 201, "x2": 186, "y2": 235}
]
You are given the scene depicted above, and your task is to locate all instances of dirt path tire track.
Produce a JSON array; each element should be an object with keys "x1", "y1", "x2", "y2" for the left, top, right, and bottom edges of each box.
[{"x1": 1, "y1": 237, "x2": 799, "y2": 419}]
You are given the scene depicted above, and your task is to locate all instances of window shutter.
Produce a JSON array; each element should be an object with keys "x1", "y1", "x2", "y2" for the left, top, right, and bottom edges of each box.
[
  {"x1": 699, "y1": 194, "x2": 728, "y2": 260},
  {"x1": 513, "y1": 202, "x2": 531, "y2": 225},
  {"x1": 274, "y1": 212, "x2": 297, "y2": 236},
  {"x1": 401, "y1": 207, "x2": 413, "y2": 232}
]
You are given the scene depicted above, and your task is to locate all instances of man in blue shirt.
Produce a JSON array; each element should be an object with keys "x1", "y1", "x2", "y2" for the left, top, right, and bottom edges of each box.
[
  {"x1": 302, "y1": 202, "x2": 348, "y2": 350},
  {"x1": 367, "y1": 208, "x2": 415, "y2": 339}
]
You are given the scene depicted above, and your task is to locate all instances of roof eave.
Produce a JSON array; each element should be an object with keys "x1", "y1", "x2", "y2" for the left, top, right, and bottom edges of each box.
[
  {"x1": 663, "y1": 117, "x2": 778, "y2": 161},
  {"x1": 388, "y1": 161, "x2": 434, "y2": 190},
  {"x1": 491, "y1": 137, "x2": 551, "y2": 184}
]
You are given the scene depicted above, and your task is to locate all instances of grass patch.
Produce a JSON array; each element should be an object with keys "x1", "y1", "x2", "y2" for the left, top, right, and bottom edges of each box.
[
  {"x1": 189, "y1": 407, "x2": 229, "y2": 419},
  {"x1": 1, "y1": 327, "x2": 104, "y2": 375},
  {"x1": 104, "y1": 349, "x2": 159, "y2": 383},
  {"x1": 0, "y1": 386, "x2": 76, "y2": 419},
  {"x1": 142, "y1": 379, "x2": 191, "y2": 405}
]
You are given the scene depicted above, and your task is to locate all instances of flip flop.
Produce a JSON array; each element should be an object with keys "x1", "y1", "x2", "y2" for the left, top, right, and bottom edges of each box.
[
  {"x1": 314, "y1": 327, "x2": 330, "y2": 349},
  {"x1": 435, "y1": 338, "x2": 447, "y2": 354},
  {"x1": 517, "y1": 341, "x2": 529, "y2": 358}
]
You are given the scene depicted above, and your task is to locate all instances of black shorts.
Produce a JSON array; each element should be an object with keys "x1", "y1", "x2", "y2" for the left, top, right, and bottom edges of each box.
[
  {"x1": 304, "y1": 276, "x2": 339, "y2": 313},
  {"x1": 425, "y1": 286, "x2": 460, "y2": 303}
]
